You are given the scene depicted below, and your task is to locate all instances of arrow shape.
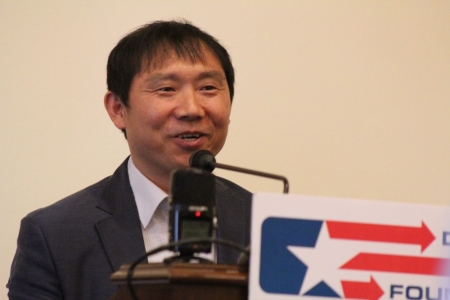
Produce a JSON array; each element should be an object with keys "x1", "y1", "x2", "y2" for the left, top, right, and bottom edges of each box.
[
  {"x1": 326, "y1": 220, "x2": 435, "y2": 252},
  {"x1": 341, "y1": 276, "x2": 383, "y2": 300},
  {"x1": 341, "y1": 252, "x2": 450, "y2": 276}
]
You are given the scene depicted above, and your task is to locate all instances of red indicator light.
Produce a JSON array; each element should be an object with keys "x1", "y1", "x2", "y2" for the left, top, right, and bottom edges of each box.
[{"x1": 195, "y1": 211, "x2": 201, "y2": 217}]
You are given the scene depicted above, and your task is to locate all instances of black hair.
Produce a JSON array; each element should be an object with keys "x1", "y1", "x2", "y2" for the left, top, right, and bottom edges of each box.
[{"x1": 106, "y1": 20, "x2": 235, "y2": 108}]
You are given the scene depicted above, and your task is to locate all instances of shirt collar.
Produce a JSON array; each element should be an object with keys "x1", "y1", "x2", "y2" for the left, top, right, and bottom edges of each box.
[{"x1": 127, "y1": 157, "x2": 168, "y2": 228}]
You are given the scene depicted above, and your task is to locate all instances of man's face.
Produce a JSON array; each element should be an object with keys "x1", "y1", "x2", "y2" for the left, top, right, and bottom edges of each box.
[{"x1": 119, "y1": 49, "x2": 231, "y2": 184}]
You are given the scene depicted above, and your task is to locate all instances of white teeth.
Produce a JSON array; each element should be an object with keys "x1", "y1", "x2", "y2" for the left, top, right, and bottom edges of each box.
[{"x1": 179, "y1": 133, "x2": 200, "y2": 140}]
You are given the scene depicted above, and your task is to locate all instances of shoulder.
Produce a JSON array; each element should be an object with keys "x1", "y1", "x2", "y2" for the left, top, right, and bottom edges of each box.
[
  {"x1": 214, "y1": 176, "x2": 252, "y2": 215},
  {"x1": 215, "y1": 176, "x2": 252, "y2": 200},
  {"x1": 25, "y1": 157, "x2": 131, "y2": 225},
  {"x1": 25, "y1": 176, "x2": 111, "y2": 225}
]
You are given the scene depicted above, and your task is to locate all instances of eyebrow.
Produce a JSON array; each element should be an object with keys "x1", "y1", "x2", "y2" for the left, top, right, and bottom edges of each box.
[
  {"x1": 197, "y1": 71, "x2": 226, "y2": 81},
  {"x1": 145, "y1": 71, "x2": 226, "y2": 86}
]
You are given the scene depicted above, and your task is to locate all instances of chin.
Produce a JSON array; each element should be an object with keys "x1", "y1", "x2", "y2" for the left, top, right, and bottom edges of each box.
[{"x1": 173, "y1": 156, "x2": 191, "y2": 169}]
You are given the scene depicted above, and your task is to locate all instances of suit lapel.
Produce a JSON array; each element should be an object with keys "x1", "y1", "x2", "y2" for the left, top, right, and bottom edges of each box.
[
  {"x1": 95, "y1": 158, "x2": 147, "y2": 271},
  {"x1": 92, "y1": 159, "x2": 251, "y2": 268}
]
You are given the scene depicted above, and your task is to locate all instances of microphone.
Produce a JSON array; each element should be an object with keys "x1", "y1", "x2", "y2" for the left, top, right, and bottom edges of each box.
[
  {"x1": 169, "y1": 168, "x2": 216, "y2": 256},
  {"x1": 189, "y1": 150, "x2": 216, "y2": 172},
  {"x1": 190, "y1": 150, "x2": 289, "y2": 194}
]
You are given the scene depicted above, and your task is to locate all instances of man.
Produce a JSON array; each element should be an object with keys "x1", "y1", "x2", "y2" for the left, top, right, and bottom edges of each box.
[{"x1": 8, "y1": 20, "x2": 251, "y2": 300}]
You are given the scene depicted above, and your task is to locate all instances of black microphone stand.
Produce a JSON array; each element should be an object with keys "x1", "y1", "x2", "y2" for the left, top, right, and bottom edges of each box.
[
  {"x1": 213, "y1": 161, "x2": 289, "y2": 194},
  {"x1": 190, "y1": 150, "x2": 290, "y2": 194}
]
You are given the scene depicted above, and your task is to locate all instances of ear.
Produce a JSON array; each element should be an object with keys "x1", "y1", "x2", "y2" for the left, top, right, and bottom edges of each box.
[{"x1": 104, "y1": 91, "x2": 127, "y2": 130}]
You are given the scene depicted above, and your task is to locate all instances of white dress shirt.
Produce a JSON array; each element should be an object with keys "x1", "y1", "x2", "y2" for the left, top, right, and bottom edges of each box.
[{"x1": 127, "y1": 157, "x2": 214, "y2": 262}]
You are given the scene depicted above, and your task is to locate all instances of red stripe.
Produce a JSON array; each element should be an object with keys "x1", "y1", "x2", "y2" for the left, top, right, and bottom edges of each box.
[
  {"x1": 341, "y1": 253, "x2": 449, "y2": 275},
  {"x1": 341, "y1": 276, "x2": 384, "y2": 300},
  {"x1": 326, "y1": 220, "x2": 435, "y2": 252}
]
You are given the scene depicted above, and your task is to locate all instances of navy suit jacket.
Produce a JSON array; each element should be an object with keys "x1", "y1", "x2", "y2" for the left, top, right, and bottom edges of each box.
[{"x1": 8, "y1": 158, "x2": 252, "y2": 300}]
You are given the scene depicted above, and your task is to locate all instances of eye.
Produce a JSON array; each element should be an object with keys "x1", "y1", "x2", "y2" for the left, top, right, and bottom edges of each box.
[
  {"x1": 158, "y1": 87, "x2": 175, "y2": 92},
  {"x1": 201, "y1": 85, "x2": 217, "y2": 91}
]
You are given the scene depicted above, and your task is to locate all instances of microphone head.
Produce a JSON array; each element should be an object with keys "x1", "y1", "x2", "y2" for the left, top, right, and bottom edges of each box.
[{"x1": 189, "y1": 150, "x2": 216, "y2": 172}]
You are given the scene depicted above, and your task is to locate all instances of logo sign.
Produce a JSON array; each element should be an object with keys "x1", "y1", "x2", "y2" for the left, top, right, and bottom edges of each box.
[{"x1": 249, "y1": 193, "x2": 450, "y2": 300}]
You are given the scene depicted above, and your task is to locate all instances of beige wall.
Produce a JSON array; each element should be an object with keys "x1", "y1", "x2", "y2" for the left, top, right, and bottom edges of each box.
[{"x1": 1, "y1": 0, "x2": 449, "y2": 295}]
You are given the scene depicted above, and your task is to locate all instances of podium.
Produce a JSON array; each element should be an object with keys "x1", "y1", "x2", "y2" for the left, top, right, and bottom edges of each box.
[{"x1": 110, "y1": 263, "x2": 248, "y2": 300}]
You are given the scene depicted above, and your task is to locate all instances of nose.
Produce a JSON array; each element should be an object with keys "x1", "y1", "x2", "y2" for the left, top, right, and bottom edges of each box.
[{"x1": 174, "y1": 88, "x2": 205, "y2": 120}]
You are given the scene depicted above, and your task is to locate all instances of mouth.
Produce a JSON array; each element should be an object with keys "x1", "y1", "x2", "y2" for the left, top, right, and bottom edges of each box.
[{"x1": 176, "y1": 133, "x2": 204, "y2": 141}]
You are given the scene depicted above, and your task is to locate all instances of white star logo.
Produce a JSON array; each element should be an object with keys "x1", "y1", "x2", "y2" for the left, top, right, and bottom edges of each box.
[{"x1": 288, "y1": 222, "x2": 357, "y2": 296}]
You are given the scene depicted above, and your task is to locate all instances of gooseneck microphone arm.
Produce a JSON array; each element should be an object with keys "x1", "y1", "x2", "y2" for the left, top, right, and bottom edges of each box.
[
  {"x1": 215, "y1": 162, "x2": 289, "y2": 193},
  {"x1": 190, "y1": 150, "x2": 289, "y2": 194}
]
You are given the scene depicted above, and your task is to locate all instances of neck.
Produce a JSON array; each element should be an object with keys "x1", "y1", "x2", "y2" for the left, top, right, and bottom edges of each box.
[
  {"x1": 147, "y1": 176, "x2": 170, "y2": 194},
  {"x1": 129, "y1": 157, "x2": 171, "y2": 194}
]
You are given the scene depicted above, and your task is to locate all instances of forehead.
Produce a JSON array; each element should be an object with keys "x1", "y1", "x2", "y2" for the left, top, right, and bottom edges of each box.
[{"x1": 141, "y1": 45, "x2": 224, "y2": 75}]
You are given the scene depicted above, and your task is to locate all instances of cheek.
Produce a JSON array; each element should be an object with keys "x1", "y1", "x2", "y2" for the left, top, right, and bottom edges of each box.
[
  {"x1": 141, "y1": 104, "x2": 171, "y2": 130},
  {"x1": 209, "y1": 102, "x2": 231, "y2": 127},
  {"x1": 211, "y1": 108, "x2": 231, "y2": 148},
  {"x1": 210, "y1": 124, "x2": 229, "y2": 155}
]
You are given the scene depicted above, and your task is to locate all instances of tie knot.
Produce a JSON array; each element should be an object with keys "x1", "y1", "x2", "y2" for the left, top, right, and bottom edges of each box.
[
  {"x1": 152, "y1": 197, "x2": 169, "y2": 223},
  {"x1": 144, "y1": 196, "x2": 171, "y2": 262},
  {"x1": 158, "y1": 197, "x2": 170, "y2": 211}
]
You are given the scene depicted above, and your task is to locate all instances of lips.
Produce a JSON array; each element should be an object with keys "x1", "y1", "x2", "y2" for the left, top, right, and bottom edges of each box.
[
  {"x1": 173, "y1": 131, "x2": 208, "y2": 149},
  {"x1": 177, "y1": 133, "x2": 202, "y2": 141}
]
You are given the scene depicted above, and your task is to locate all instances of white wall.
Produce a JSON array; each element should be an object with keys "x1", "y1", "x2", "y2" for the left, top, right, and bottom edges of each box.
[{"x1": 1, "y1": 0, "x2": 449, "y2": 296}]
